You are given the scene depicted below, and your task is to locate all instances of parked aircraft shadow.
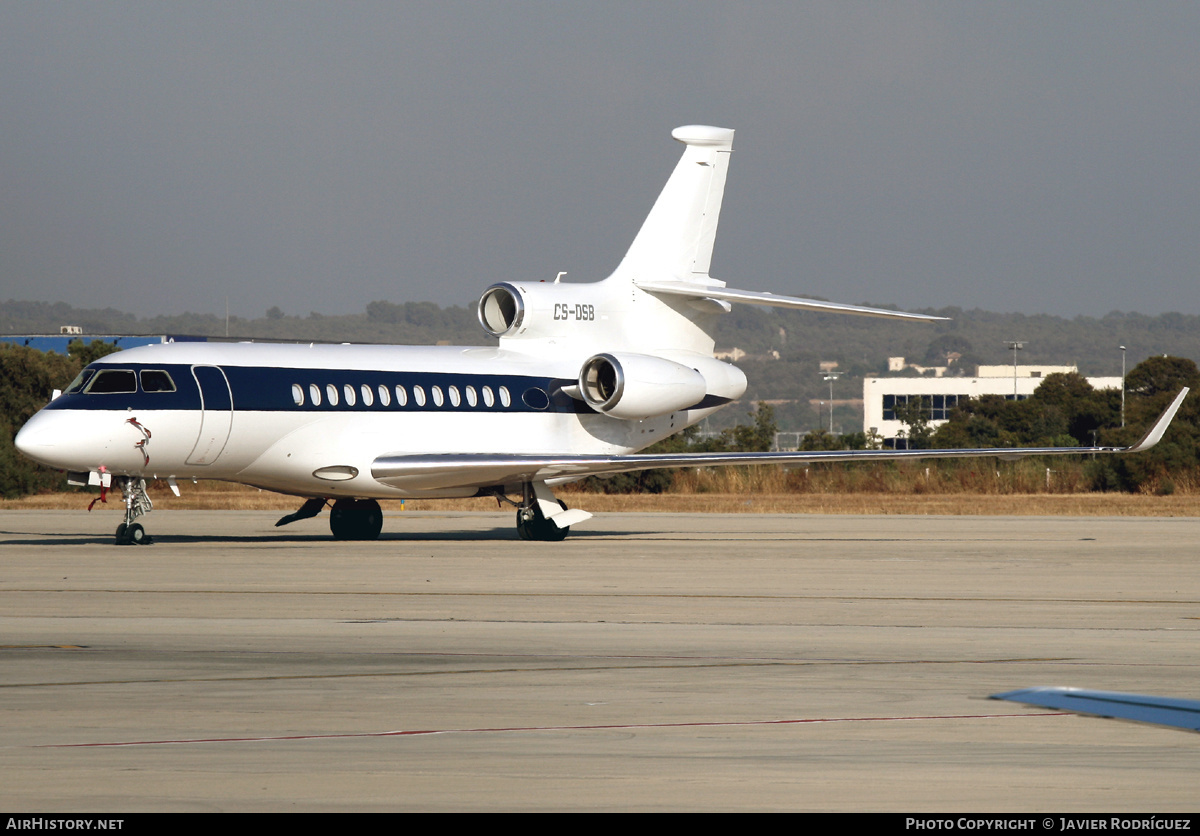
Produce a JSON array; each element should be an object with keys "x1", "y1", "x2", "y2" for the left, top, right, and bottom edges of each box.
[{"x1": 0, "y1": 527, "x2": 639, "y2": 546}]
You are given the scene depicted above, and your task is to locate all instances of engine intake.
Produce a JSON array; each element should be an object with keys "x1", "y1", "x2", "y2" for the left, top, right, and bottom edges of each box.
[{"x1": 477, "y1": 283, "x2": 524, "y2": 338}]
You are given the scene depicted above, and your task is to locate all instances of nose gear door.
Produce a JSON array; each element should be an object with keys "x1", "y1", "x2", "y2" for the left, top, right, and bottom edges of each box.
[{"x1": 186, "y1": 365, "x2": 233, "y2": 465}]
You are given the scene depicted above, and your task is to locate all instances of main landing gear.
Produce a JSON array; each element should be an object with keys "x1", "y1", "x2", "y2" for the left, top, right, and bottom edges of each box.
[
  {"x1": 511, "y1": 481, "x2": 591, "y2": 541},
  {"x1": 271, "y1": 484, "x2": 592, "y2": 542},
  {"x1": 114, "y1": 476, "x2": 153, "y2": 546},
  {"x1": 275, "y1": 497, "x2": 383, "y2": 540},
  {"x1": 329, "y1": 498, "x2": 384, "y2": 541},
  {"x1": 516, "y1": 500, "x2": 570, "y2": 541}
]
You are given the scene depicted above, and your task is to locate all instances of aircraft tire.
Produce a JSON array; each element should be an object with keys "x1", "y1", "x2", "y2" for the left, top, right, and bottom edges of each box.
[
  {"x1": 114, "y1": 524, "x2": 127, "y2": 545},
  {"x1": 330, "y1": 499, "x2": 383, "y2": 541},
  {"x1": 515, "y1": 507, "x2": 569, "y2": 542},
  {"x1": 126, "y1": 523, "x2": 146, "y2": 545}
]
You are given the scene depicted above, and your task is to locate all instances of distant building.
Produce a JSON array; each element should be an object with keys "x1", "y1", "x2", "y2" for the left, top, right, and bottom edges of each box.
[
  {"x1": 863, "y1": 365, "x2": 1121, "y2": 444},
  {"x1": 886, "y1": 355, "x2": 959, "y2": 378},
  {"x1": 714, "y1": 347, "x2": 747, "y2": 362},
  {"x1": 715, "y1": 346, "x2": 780, "y2": 362}
]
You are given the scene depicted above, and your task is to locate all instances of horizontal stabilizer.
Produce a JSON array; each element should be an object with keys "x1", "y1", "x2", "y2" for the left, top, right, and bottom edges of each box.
[
  {"x1": 992, "y1": 687, "x2": 1200, "y2": 733},
  {"x1": 636, "y1": 280, "x2": 948, "y2": 322}
]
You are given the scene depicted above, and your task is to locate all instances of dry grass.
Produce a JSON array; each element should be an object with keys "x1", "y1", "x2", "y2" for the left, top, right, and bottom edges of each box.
[{"x1": 4, "y1": 479, "x2": 1198, "y2": 517}]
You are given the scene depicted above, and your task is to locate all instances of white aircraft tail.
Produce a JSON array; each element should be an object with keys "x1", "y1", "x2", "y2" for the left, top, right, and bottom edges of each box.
[
  {"x1": 604, "y1": 125, "x2": 945, "y2": 353},
  {"x1": 478, "y1": 126, "x2": 945, "y2": 358},
  {"x1": 610, "y1": 125, "x2": 735, "y2": 287}
]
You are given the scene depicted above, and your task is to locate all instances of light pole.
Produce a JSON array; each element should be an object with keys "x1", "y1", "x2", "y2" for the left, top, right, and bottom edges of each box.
[
  {"x1": 820, "y1": 372, "x2": 840, "y2": 434},
  {"x1": 1120, "y1": 345, "x2": 1127, "y2": 428},
  {"x1": 1003, "y1": 341, "x2": 1025, "y2": 399}
]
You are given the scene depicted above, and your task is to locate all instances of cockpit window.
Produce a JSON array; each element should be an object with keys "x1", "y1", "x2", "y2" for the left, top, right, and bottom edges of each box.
[
  {"x1": 140, "y1": 370, "x2": 176, "y2": 393},
  {"x1": 85, "y1": 369, "x2": 137, "y2": 394},
  {"x1": 63, "y1": 370, "x2": 95, "y2": 395}
]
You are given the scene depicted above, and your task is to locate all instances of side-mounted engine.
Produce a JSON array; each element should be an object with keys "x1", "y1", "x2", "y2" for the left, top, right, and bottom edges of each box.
[
  {"x1": 577, "y1": 352, "x2": 706, "y2": 420},
  {"x1": 577, "y1": 351, "x2": 746, "y2": 421}
]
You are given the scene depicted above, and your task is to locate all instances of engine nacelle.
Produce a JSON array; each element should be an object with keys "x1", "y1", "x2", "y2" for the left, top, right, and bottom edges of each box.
[
  {"x1": 477, "y1": 283, "x2": 527, "y2": 338},
  {"x1": 478, "y1": 281, "x2": 603, "y2": 340},
  {"x1": 578, "y1": 352, "x2": 709, "y2": 421}
]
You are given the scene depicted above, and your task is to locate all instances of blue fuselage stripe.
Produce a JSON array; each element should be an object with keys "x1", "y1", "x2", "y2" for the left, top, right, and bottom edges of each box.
[
  {"x1": 45, "y1": 362, "x2": 591, "y2": 414},
  {"x1": 45, "y1": 363, "x2": 732, "y2": 415}
]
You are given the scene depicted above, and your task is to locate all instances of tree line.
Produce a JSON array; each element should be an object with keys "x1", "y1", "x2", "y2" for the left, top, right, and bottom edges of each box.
[{"x1": 0, "y1": 340, "x2": 120, "y2": 497}]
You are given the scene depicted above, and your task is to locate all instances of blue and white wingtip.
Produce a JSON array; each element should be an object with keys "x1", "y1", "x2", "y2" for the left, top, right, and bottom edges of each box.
[{"x1": 991, "y1": 686, "x2": 1200, "y2": 733}]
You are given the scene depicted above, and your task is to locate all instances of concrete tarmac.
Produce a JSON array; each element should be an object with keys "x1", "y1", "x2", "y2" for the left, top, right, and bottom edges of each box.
[{"x1": 2, "y1": 509, "x2": 1198, "y2": 811}]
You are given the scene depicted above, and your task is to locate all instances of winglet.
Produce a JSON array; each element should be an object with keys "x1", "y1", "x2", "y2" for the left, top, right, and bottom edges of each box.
[{"x1": 1123, "y1": 387, "x2": 1189, "y2": 453}]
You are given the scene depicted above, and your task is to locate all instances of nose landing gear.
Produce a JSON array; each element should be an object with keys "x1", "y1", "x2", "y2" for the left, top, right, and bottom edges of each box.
[{"x1": 114, "y1": 477, "x2": 153, "y2": 545}]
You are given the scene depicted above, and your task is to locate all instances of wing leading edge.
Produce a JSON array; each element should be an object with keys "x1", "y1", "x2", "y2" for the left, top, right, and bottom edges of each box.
[{"x1": 372, "y1": 388, "x2": 1188, "y2": 492}]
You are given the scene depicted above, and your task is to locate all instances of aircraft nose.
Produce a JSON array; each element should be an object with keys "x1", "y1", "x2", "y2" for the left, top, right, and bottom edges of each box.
[
  {"x1": 14, "y1": 410, "x2": 73, "y2": 468},
  {"x1": 15, "y1": 411, "x2": 55, "y2": 461}
]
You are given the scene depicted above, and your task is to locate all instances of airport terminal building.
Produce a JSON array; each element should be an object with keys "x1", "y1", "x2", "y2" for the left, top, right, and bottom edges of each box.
[{"x1": 863, "y1": 363, "x2": 1121, "y2": 445}]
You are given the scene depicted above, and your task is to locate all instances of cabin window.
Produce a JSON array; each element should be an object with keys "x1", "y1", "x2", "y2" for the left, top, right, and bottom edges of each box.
[
  {"x1": 343, "y1": 384, "x2": 356, "y2": 406},
  {"x1": 361, "y1": 384, "x2": 374, "y2": 406},
  {"x1": 448, "y1": 386, "x2": 461, "y2": 407},
  {"x1": 395, "y1": 385, "x2": 408, "y2": 406},
  {"x1": 431, "y1": 386, "x2": 444, "y2": 407},
  {"x1": 465, "y1": 386, "x2": 477, "y2": 407},
  {"x1": 481, "y1": 386, "x2": 495, "y2": 407},
  {"x1": 413, "y1": 385, "x2": 426, "y2": 407},
  {"x1": 140, "y1": 370, "x2": 176, "y2": 393},
  {"x1": 377, "y1": 384, "x2": 391, "y2": 406},
  {"x1": 292, "y1": 384, "x2": 304, "y2": 406},
  {"x1": 326, "y1": 384, "x2": 339, "y2": 406},
  {"x1": 498, "y1": 386, "x2": 511, "y2": 408},
  {"x1": 86, "y1": 369, "x2": 137, "y2": 394},
  {"x1": 309, "y1": 384, "x2": 322, "y2": 406}
]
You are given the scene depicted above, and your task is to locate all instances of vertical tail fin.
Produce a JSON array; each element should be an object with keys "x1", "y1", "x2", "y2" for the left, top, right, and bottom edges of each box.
[{"x1": 612, "y1": 125, "x2": 734, "y2": 287}]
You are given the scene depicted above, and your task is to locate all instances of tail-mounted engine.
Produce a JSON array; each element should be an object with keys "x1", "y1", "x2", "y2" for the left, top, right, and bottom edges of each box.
[
  {"x1": 481, "y1": 281, "x2": 605, "y2": 341},
  {"x1": 478, "y1": 280, "x2": 747, "y2": 421},
  {"x1": 476, "y1": 276, "x2": 727, "y2": 357},
  {"x1": 478, "y1": 283, "x2": 526, "y2": 338}
]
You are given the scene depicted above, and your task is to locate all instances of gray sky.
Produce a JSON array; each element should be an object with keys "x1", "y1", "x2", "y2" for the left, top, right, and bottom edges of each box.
[{"x1": 2, "y1": 2, "x2": 1198, "y2": 320}]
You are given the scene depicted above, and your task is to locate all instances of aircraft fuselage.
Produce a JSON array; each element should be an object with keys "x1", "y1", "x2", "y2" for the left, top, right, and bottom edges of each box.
[{"x1": 16, "y1": 341, "x2": 726, "y2": 500}]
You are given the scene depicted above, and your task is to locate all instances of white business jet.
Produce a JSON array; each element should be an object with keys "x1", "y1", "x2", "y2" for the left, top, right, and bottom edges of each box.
[{"x1": 14, "y1": 126, "x2": 1188, "y2": 545}]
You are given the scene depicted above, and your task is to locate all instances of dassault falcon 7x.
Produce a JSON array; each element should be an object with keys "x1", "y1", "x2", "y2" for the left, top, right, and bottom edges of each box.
[{"x1": 15, "y1": 125, "x2": 1188, "y2": 545}]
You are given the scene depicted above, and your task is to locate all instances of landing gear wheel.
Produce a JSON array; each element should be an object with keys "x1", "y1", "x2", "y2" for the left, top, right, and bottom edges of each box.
[
  {"x1": 515, "y1": 501, "x2": 569, "y2": 542},
  {"x1": 112, "y1": 476, "x2": 153, "y2": 546},
  {"x1": 330, "y1": 499, "x2": 384, "y2": 541},
  {"x1": 115, "y1": 522, "x2": 148, "y2": 545}
]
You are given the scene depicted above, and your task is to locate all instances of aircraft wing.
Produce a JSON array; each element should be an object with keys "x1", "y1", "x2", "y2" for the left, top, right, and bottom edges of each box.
[
  {"x1": 372, "y1": 388, "x2": 1187, "y2": 492},
  {"x1": 991, "y1": 687, "x2": 1200, "y2": 733},
  {"x1": 635, "y1": 280, "x2": 949, "y2": 322}
]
